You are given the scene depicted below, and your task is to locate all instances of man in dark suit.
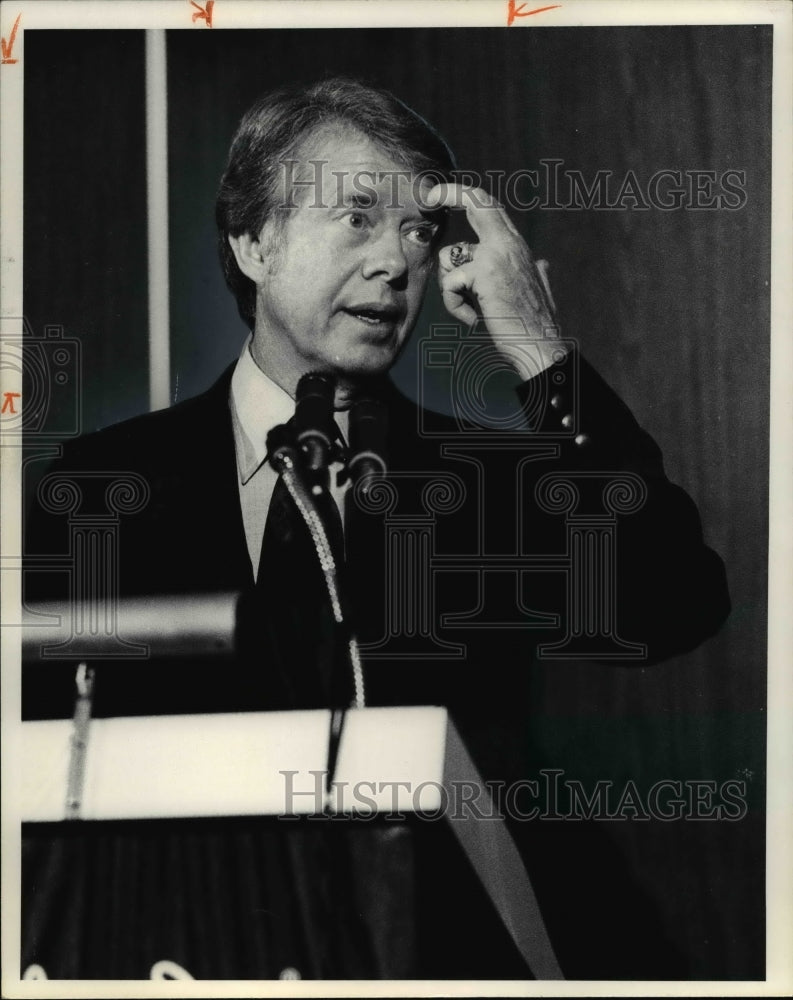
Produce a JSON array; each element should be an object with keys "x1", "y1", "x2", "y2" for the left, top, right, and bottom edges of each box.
[{"x1": 23, "y1": 78, "x2": 729, "y2": 979}]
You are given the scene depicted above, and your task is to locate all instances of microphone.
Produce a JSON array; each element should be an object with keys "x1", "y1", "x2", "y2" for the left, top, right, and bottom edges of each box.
[
  {"x1": 347, "y1": 397, "x2": 388, "y2": 491},
  {"x1": 265, "y1": 422, "x2": 299, "y2": 474},
  {"x1": 294, "y1": 372, "x2": 337, "y2": 476}
]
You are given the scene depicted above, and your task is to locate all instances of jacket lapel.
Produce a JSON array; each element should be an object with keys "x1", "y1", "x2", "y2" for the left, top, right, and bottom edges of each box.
[{"x1": 176, "y1": 364, "x2": 254, "y2": 591}]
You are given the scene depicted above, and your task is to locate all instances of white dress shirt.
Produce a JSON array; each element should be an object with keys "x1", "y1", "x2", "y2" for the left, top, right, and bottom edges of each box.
[{"x1": 229, "y1": 338, "x2": 349, "y2": 579}]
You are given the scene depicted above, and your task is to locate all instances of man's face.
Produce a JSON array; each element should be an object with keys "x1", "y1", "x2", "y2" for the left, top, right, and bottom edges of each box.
[{"x1": 250, "y1": 128, "x2": 440, "y2": 396}]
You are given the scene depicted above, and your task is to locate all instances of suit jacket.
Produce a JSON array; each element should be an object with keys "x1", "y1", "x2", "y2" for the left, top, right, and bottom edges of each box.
[
  {"x1": 21, "y1": 348, "x2": 730, "y2": 979},
  {"x1": 24, "y1": 347, "x2": 729, "y2": 720}
]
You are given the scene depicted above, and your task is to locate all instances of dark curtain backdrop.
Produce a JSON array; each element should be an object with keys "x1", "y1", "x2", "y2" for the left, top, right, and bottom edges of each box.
[{"x1": 24, "y1": 26, "x2": 770, "y2": 979}]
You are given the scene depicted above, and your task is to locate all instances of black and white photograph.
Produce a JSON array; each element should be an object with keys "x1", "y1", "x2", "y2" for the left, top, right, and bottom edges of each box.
[{"x1": 1, "y1": 0, "x2": 791, "y2": 993}]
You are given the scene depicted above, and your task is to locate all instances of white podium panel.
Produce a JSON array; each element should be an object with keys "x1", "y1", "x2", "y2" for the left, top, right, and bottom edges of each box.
[
  {"x1": 19, "y1": 704, "x2": 563, "y2": 978},
  {"x1": 21, "y1": 706, "x2": 448, "y2": 821}
]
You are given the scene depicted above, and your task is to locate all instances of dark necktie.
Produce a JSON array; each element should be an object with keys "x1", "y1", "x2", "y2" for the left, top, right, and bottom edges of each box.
[{"x1": 255, "y1": 453, "x2": 350, "y2": 710}]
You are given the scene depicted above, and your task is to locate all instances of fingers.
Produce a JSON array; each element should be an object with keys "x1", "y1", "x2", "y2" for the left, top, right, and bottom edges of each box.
[
  {"x1": 438, "y1": 241, "x2": 478, "y2": 273},
  {"x1": 424, "y1": 183, "x2": 521, "y2": 242},
  {"x1": 437, "y1": 262, "x2": 478, "y2": 327},
  {"x1": 438, "y1": 245, "x2": 555, "y2": 323}
]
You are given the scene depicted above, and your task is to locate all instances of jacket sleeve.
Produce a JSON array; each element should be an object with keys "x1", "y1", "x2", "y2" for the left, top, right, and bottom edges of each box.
[{"x1": 516, "y1": 348, "x2": 730, "y2": 664}]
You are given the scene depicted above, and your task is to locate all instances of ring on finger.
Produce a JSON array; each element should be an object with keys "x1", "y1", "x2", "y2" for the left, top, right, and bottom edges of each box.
[{"x1": 449, "y1": 242, "x2": 474, "y2": 268}]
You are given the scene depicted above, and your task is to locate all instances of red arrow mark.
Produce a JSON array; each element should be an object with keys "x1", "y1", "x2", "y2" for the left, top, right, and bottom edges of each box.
[
  {"x1": 2, "y1": 392, "x2": 21, "y2": 414},
  {"x1": 507, "y1": 2, "x2": 562, "y2": 26},
  {"x1": 1, "y1": 13, "x2": 21, "y2": 64},
  {"x1": 190, "y1": 0, "x2": 214, "y2": 28}
]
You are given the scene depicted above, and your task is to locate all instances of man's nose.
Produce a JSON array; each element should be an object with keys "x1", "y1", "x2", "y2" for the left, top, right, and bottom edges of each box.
[{"x1": 361, "y1": 229, "x2": 409, "y2": 284}]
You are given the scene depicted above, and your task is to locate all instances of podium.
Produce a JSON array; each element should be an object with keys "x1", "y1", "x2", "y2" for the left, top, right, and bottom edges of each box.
[
  {"x1": 22, "y1": 706, "x2": 449, "y2": 822},
  {"x1": 20, "y1": 704, "x2": 562, "y2": 979},
  {"x1": 19, "y1": 593, "x2": 562, "y2": 979}
]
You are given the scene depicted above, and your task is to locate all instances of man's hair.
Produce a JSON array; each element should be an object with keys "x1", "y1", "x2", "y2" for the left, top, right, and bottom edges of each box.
[{"x1": 215, "y1": 77, "x2": 456, "y2": 330}]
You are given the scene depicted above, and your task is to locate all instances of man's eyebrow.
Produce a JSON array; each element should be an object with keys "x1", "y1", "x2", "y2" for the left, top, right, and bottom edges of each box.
[
  {"x1": 416, "y1": 206, "x2": 448, "y2": 226},
  {"x1": 335, "y1": 191, "x2": 448, "y2": 223},
  {"x1": 406, "y1": 215, "x2": 442, "y2": 229},
  {"x1": 337, "y1": 192, "x2": 377, "y2": 209}
]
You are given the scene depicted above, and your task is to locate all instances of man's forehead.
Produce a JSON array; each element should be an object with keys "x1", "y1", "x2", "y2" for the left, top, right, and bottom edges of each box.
[{"x1": 284, "y1": 126, "x2": 436, "y2": 211}]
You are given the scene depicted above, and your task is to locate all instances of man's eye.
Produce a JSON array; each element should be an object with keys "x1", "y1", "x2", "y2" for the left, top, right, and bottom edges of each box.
[
  {"x1": 405, "y1": 225, "x2": 437, "y2": 247},
  {"x1": 346, "y1": 212, "x2": 367, "y2": 229}
]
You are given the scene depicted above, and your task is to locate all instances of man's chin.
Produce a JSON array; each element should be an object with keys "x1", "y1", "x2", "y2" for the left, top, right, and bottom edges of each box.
[{"x1": 329, "y1": 343, "x2": 401, "y2": 379}]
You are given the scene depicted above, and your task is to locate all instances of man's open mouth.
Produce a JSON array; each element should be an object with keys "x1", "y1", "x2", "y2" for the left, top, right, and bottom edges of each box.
[{"x1": 344, "y1": 304, "x2": 401, "y2": 325}]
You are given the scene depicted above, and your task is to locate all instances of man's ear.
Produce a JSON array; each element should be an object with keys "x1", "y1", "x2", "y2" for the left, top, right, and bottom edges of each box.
[{"x1": 227, "y1": 232, "x2": 268, "y2": 283}]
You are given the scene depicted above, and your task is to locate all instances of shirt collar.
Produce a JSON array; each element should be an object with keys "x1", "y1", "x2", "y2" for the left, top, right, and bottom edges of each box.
[
  {"x1": 230, "y1": 338, "x2": 295, "y2": 485},
  {"x1": 229, "y1": 338, "x2": 350, "y2": 486}
]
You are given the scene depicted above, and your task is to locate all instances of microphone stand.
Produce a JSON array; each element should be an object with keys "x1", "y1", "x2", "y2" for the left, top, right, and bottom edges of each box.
[
  {"x1": 268, "y1": 375, "x2": 389, "y2": 792},
  {"x1": 266, "y1": 418, "x2": 363, "y2": 795}
]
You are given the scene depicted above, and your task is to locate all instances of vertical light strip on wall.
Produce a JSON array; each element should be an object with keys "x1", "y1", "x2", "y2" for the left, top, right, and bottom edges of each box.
[{"x1": 145, "y1": 29, "x2": 170, "y2": 412}]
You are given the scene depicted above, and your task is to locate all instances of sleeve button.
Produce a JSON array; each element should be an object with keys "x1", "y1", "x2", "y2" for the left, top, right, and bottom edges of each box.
[
  {"x1": 561, "y1": 414, "x2": 574, "y2": 429},
  {"x1": 550, "y1": 394, "x2": 564, "y2": 410},
  {"x1": 574, "y1": 433, "x2": 590, "y2": 447}
]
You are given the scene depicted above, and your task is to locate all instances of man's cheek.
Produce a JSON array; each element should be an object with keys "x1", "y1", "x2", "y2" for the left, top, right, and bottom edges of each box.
[
  {"x1": 407, "y1": 283, "x2": 430, "y2": 324},
  {"x1": 412, "y1": 260, "x2": 433, "y2": 295}
]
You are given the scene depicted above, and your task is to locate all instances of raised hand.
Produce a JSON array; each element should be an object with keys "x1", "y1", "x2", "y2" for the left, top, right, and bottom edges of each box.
[{"x1": 426, "y1": 183, "x2": 565, "y2": 377}]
